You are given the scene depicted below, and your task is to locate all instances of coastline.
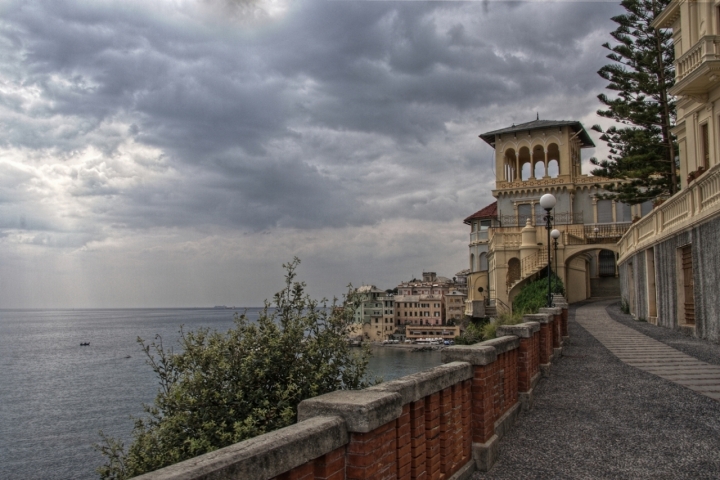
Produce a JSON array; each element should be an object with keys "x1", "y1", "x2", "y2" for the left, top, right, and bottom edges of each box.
[{"x1": 367, "y1": 342, "x2": 447, "y2": 352}]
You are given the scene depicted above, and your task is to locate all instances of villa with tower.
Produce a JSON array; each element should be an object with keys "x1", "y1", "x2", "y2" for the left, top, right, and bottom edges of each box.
[{"x1": 463, "y1": 119, "x2": 653, "y2": 318}]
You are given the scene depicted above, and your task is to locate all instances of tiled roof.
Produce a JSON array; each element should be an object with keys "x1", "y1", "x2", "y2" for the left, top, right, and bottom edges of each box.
[
  {"x1": 464, "y1": 202, "x2": 497, "y2": 225},
  {"x1": 479, "y1": 119, "x2": 594, "y2": 148}
]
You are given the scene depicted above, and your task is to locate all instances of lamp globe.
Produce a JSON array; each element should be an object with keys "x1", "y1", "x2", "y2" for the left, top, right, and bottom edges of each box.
[{"x1": 539, "y1": 193, "x2": 556, "y2": 211}]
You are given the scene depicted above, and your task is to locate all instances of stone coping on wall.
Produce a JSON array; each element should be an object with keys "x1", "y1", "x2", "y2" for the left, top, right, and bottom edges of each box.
[
  {"x1": 496, "y1": 322, "x2": 540, "y2": 338},
  {"x1": 539, "y1": 307, "x2": 562, "y2": 315},
  {"x1": 128, "y1": 317, "x2": 565, "y2": 480},
  {"x1": 365, "y1": 361, "x2": 474, "y2": 406},
  {"x1": 131, "y1": 415, "x2": 349, "y2": 480},
  {"x1": 522, "y1": 313, "x2": 552, "y2": 324}
]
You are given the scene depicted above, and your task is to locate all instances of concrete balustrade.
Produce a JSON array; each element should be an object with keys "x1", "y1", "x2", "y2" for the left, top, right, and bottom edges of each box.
[{"x1": 131, "y1": 301, "x2": 568, "y2": 480}]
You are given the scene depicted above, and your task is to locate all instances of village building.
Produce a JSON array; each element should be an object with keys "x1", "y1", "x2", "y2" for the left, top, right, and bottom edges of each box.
[
  {"x1": 444, "y1": 290, "x2": 467, "y2": 325},
  {"x1": 349, "y1": 285, "x2": 389, "y2": 342},
  {"x1": 393, "y1": 272, "x2": 458, "y2": 327}
]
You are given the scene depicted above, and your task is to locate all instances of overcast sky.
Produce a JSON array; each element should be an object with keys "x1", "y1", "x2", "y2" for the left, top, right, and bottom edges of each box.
[{"x1": 0, "y1": 0, "x2": 623, "y2": 308}]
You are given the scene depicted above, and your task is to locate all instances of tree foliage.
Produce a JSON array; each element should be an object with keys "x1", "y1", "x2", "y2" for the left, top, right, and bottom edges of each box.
[
  {"x1": 591, "y1": 0, "x2": 678, "y2": 204},
  {"x1": 96, "y1": 258, "x2": 372, "y2": 479}
]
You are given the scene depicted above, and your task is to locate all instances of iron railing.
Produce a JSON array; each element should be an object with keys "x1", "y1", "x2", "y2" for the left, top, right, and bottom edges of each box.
[{"x1": 498, "y1": 211, "x2": 583, "y2": 227}]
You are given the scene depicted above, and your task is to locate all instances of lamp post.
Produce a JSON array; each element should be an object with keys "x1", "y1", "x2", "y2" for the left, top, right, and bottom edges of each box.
[
  {"x1": 551, "y1": 229, "x2": 560, "y2": 294},
  {"x1": 539, "y1": 193, "x2": 556, "y2": 307},
  {"x1": 594, "y1": 227, "x2": 599, "y2": 242}
]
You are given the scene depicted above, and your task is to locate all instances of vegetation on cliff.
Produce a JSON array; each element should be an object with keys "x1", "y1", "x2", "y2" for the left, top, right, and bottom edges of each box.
[{"x1": 96, "y1": 258, "x2": 371, "y2": 479}]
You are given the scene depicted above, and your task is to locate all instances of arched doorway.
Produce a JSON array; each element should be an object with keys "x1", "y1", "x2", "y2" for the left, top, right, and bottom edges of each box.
[
  {"x1": 598, "y1": 249, "x2": 617, "y2": 277},
  {"x1": 507, "y1": 258, "x2": 521, "y2": 290}
]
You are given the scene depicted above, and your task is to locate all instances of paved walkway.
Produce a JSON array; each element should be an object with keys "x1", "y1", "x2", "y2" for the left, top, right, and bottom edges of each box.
[
  {"x1": 473, "y1": 298, "x2": 720, "y2": 480},
  {"x1": 575, "y1": 301, "x2": 720, "y2": 401}
]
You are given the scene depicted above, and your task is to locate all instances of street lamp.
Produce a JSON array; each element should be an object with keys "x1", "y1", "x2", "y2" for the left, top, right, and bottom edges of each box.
[
  {"x1": 539, "y1": 193, "x2": 556, "y2": 307},
  {"x1": 594, "y1": 227, "x2": 599, "y2": 242},
  {"x1": 551, "y1": 229, "x2": 560, "y2": 294}
]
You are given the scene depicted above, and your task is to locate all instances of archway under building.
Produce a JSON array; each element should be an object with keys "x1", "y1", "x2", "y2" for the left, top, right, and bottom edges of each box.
[{"x1": 562, "y1": 246, "x2": 620, "y2": 303}]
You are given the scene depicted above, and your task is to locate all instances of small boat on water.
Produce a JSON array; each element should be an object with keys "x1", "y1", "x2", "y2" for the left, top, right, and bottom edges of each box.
[{"x1": 80, "y1": 342, "x2": 90, "y2": 346}]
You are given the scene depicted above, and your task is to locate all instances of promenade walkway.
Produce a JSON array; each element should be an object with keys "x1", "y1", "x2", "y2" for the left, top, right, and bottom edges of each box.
[{"x1": 473, "y1": 298, "x2": 720, "y2": 480}]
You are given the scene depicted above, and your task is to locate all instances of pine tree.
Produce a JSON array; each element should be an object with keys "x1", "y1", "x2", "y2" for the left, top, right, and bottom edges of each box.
[{"x1": 590, "y1": 0, "x2": 678, "y2": 205}]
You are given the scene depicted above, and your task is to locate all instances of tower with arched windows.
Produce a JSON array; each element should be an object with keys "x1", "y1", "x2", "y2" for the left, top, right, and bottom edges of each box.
[{"x1": 464, "y1": 119, "x2": 652, "y2": 316}]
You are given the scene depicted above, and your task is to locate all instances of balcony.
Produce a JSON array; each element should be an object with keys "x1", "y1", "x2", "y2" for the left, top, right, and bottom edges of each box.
[
  {"x1": 671, "y1": 35, "x2": 720, "y2": 97},
  {"x1": 469, "y1": 230, "x2": 489, "y2": 245},
  {"x1": 497, "y1": 211, "x2": 584, "y2": 227},
  {"x1": 564, "y1": 223, "x2": 632, "y2": 245},
  {"x1": 619, "y1": 162, "x2": 720, "y2": 263}
]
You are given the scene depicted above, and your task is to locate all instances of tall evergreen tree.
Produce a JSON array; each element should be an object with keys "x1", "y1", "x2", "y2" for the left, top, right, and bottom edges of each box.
[{"x1": 590, "y1": 0, "x2": 678, "y2": 205}]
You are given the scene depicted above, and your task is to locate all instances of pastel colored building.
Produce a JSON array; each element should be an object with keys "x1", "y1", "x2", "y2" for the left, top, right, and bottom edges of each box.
[{"x1": 465, "y1": 119, "x2": 651, "y2": 316}]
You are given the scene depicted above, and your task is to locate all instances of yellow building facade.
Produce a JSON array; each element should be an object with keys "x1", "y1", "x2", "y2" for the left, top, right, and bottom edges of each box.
[
  {"x1": 466, "y1": 120, "x2": 640, "y2": 315},
  {"x1": 611, "y1": 0, "x2": 720, "y2": 342}
]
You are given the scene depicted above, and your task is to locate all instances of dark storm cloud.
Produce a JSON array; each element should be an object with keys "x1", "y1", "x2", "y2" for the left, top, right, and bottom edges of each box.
[{"x1": 0, "y1": 0, "x2": 622, "y2": 237}]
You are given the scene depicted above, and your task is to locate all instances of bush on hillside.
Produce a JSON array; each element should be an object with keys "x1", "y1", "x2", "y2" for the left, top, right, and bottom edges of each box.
[
  {"x1": 454, "y1": 318, "x2": 488, "y2": 345},
  {"x1": 512, "y1": 273, "x2": 565, "y2": 316},
  {"x1": 96, "y1": 258, "x2": 372, "y2": 480}
]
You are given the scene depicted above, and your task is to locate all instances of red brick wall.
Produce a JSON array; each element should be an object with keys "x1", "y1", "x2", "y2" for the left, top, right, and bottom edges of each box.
[
  {"x1": 236, "y1": 325, "x2": 548, "y2": 480},
  {"x1": 471, "y1": 363, "x2": 497, "y2": 444},
  {"x1": 396, "y1": 405, "x2": 411, "y2": 480},
  {"x1": 539, "y1": 322, "x2": 552, "y2": 364},
  {"x1": 553, "y1": 313, "x2": 562, "y2": 349},
  {"x1": 346, "y1": 422, "x2": 397, "y2": 480},
  {"x1": 517, "y1": 336, "x2": 538, "y2": 392},
  {"x1": 273, "y1": 447, "x2": 345, "y2": 480},
  {"x1": 409, "y1": 399, "x2": 426, "y2": 479}
]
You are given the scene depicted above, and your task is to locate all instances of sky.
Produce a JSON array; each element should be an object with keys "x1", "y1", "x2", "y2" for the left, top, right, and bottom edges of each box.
[{"x1": 0, "y1": 0, "x2": 624, "y2": 308}]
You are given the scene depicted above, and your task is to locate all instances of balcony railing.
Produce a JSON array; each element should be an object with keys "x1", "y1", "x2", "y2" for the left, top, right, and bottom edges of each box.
[
  {"x1": 469, "y1": 230, "x2": 489, "y2": 244},
  {"x1": 498, "y1": 211, "x2": 583, "y2": 227},
  {"x1": 676, "y1": 35, "x2": 720, "y2": 81},
  {"x1": 488, "y1": 232, "x2": 522, "y2": 252},
  {"x1": 619, "y1": 162, "x2": 720, "y2": 263}
]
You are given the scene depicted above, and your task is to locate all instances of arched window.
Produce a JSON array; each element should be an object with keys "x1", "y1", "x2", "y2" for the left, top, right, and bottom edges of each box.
[
  {"x1": 521, "y1": 163, "x2": 532, "y2": 181},
  {"x1": 547, "y1": 159, "x2": 559, "y2": 178},
  {"x1": 533, "y1": 145, "x2": 545, "y2": 178},
  {"x1": 479, "y1": 253, "x2": 488, "y2": 271},
  {"x1": 504, "y1": 149, "x2": 517, "y2": 182},
  {"x1": 599, "y1": 250, "x2": 616, "y2": 277},
  {"x1": 519, "y1": 147, "x2": 531, "y2": 181},
  {"x1": 547, "y1": 143, "x2": 560, "y2": 177},
  {"x1": 470, "y1": 253, "x2": 475, "y2": 272},
  {"x1": 507, "y1": 258, "x2": 521, "y2": 288}
]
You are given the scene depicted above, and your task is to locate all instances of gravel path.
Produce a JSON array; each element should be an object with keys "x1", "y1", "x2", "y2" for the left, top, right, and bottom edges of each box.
[{"x1": 472, "y1": 298, "x2": 720, "y2": 480}]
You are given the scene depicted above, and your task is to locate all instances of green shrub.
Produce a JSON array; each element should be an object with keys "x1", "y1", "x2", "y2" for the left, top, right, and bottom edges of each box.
[
  {"x1": 512, "y1": 273, "x2": 564, "y2": 316},
  {"x1": 455, "y1": 318, "x2": 487, "y2": 345},
  {"x1": 481, "y1": 321, "x2": 497, "y2": 340},
  {"x1": 96, "y1": 259, "x2": 372, "y2": 480}
]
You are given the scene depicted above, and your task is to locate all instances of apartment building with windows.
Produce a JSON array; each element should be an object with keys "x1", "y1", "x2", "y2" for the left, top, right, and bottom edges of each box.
[{"x1": 613, "y1": 1, "x2": 720, "y2": 342}]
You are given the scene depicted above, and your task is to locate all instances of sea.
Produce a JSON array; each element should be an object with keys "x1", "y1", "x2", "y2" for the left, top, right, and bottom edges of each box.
[{"x1": 0, "y1": 308, "x2": 441, "y2": 480}]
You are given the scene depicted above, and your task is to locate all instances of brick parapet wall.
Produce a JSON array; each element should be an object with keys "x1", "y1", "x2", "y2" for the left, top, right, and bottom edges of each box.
[{"x1": 131, "y1": 307, "x2": 569, "y2": 480}]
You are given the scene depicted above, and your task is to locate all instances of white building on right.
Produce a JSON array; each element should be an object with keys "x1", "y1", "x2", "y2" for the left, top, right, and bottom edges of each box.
[{"x1": 616, "y1": 1, "x2": 720, "y2": 342}]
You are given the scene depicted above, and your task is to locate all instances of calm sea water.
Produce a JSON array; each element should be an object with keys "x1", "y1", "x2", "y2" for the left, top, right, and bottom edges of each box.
[{"x1": 0, "y1": 309, "x2": 441, "y2": 480}]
